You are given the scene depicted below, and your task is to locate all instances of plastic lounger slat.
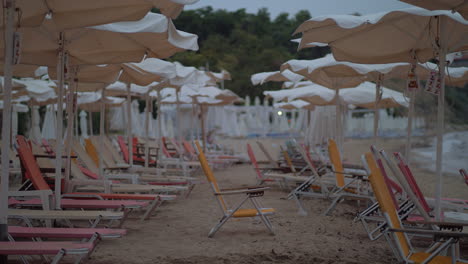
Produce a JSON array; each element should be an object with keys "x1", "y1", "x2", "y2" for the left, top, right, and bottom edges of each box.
[
  {"x1": 0, "y1": 241, "x2": 94, "y2": 255},
  {"x1": 8, "y1": 226, "x2": 127, "y2": 238}
]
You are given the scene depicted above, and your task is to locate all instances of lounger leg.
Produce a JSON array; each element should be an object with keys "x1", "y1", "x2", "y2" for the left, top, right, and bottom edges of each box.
[
  {"x1": 90, "y1": 216, "x2": 102, "y2": 228},
  {"x1": 117, "y1": 208, "x2": 131, "y2": 228},
  {"x1": 293, "y1": 193, "x2": 308, "y2": 216},
  {"x1": 323, "y1": 195, "x2": 343, "y2": 216},
  {"x1": 208, "y1": 215, "x2": 230, "y2": 238},
  {"x1": 208, "y1": 196, "x2": 250, "y2": 238},
  {"x1": 50, "y1": 249, "x2": 65, "y2": 264},
  {"x1": 141, "y1": 198, "x2": 163, "y2": 221},
  {"x1": 250, "y1": 198, "x2": 275, "y2": 235},
  {"x1": 184, "y1": 183, "x2": 195, "y2": 199}
]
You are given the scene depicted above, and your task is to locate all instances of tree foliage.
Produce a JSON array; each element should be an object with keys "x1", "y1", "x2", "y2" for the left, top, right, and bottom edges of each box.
[{"x1": 167, "y1": 7, "x2": 329, "y2": 99}]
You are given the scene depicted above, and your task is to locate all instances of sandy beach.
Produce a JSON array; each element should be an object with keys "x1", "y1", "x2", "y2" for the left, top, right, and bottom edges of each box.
[{"x1": 72, "y1": 137, "x2": 468, "y2": 264}]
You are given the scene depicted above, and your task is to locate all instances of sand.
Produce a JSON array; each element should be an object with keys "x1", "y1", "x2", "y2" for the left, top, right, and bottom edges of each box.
[{"x1": 57, "y1": 137, "x2": 467, "y2": 263}]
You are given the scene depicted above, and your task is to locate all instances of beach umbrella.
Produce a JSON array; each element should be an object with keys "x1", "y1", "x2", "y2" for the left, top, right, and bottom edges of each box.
[
  {"x1": 400, "y1": 0, "x2": 468, "y2": 19},
  {"x1": 0, "y1": 2, "x2": 197, "y2": 236},
  {"x1": 264, "y1": 84, "x2": 336, "y2": 105},
  {"x1": 41, "y1": 105, "x2": 57, "y2": 140},
  {"x1": 294, "y1": 8, "x2": 468, "y2": 219},
  {"x1": 251, "y1": 69, "x2": 304, "y2": 85},
  {"x1": 282, "y1": 54, "x2": 416, "y2": 144},
  {"x1": 79, "y1": 110, "x2": 89, "y2": 138}
]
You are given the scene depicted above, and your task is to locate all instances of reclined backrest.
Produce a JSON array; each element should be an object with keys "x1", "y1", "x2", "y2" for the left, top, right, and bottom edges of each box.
[
  {"x1": 117, "y1": 136, "x2": 130, "y2": 163},
  {"x1": 328, "y1": 139, "x2": 345, "y2": 188},
  {"x1": 256, "y1": 141, "x2": 278, "y2": 168},
  {"x1": 370, "y1": 146, "x2": 400, "y2": 208},
  {"x1": 16, "y1": 135, "x2": 51, "y2": 191},
  {"x1": 364, "y1": 153, "x2": 411, "y2": 259},
  {"x1": 247, "y1": 143, "x2": 264, "y2": 181},
  {"x1": 393, "y1": 152, "x2": 431, "y2": 213},
  {"x1": 195, "y1": 141, "x2": 227, "y2": 212},
  {"x1": 85, "y1": 139, "x2": 99, "y2": 167}
]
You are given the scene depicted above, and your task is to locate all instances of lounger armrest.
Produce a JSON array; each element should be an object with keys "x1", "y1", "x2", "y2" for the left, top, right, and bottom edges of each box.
[
  {"x1": 333, "y1": 171, "x2": 368, "y2": 179},
  {"x1": 403, "y1": 220, "x2": 468, "y2": 227},
  {"x1": 216, "y1": 186, "x2": 270, "y2": 195},
  {"x1": 388, "y1": 228, "x2": 468, "y2": 238},
  {"x1": 34, "y1": 154, "x2": 77, "y2": 159}
]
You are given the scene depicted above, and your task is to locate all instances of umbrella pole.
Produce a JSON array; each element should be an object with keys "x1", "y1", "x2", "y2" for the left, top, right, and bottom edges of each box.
[
  {"x1": 176, "y1": 91, "x2": 182, "y2": 142},
  {"x1": 54, "y1": 33, "x2": 66, "y2": 210},
  {"x1": 405, "y1": 90, "x2": 416, "y2": 164},
  {"x1": 0, "y1": 0, "x2": 15, "y2": 255},
  {"x1": 64, "y1": 80, "x2": 77, "y2": 191},
  {"x1": 144, "y1": 94, "x2": 150, "y2": 168},
  {"x1": 99, "y1": 91, "x2": 106, "y2": 184},
  {"x1": 156, "y1": 89, "x2": 162, "y2": 176},
  {"x1": 373, "y1": 76, "x2": 382, "y2": 145},
  {"x1": 126, "y1": 84, "x2": 133, "y2": 167},
  {"x1": 434, "y1": 27, "x2": 448, "y2": 221},
  {"x1": 200, "y1": 105, "x2": 207, "y2": 153},
  {"x1": 334, "y1": 88, "x2": 343, "y2": 152}
]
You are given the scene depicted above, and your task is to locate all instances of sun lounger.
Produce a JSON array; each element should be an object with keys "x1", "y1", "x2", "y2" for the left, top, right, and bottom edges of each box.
[
  {"x1": 17, "y1": 136, "x2": 177, "y2": 220},
  {"x1": 363, "y1": 152, "x2": 468, "y2": 263},
  {"x1": 247, "y1": 143, "x2": 312, "y2": 189},
  {"x1": 9, "y1": 225, "x2": 126, "y2": 239},
  {"x1": 393, "y1": 151, "x2": 467, "y2": 212},
  {"x1": 0, "y1": 241, "x2": 96, "y2": 264},
  {"x1": 196, "y1": 141, "x2": 275, "y2": 237},
  {"x1": 8, "y1": 209, "x2": 123, "y2": 228}
]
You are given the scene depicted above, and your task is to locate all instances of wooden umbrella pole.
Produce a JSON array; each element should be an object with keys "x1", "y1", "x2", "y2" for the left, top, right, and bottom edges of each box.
[
  {"x1": 144, "y1": 93, "x2": 150, "y2": 168},
  {"x1": 54, "y1": 33, "x2": 66, "y2": 210},
  {"x1": 0, "y1": 1, "x2": 15, "y2": 256},
  {"x1": 126, "y1": 84, "x2": 133, "y2": 167}
]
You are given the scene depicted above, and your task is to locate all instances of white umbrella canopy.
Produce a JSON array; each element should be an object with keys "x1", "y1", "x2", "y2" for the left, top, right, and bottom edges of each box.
[
  {"x1": 79, "y1": 110, "x2": 89, "y2": 138},
  {"x1": 0, "y1": 12, "x2": 198, "y2": 67},
  {"x1": 339, "y1": 82, "x2": 408, "y2": 109},
  {"x1": 400, "y1": 0, "x2": 468, "y2": 20},
  {"x1": 41, "y1": 105, "x2": 57, "y2": 140},
  {"x1": 251, "y1": 69, "x2": 304, "y2": 85},
  {"x1": 0, "y1": 0, "x2": 199, "y2": 29},
  {"x1": 282, "y1": 80, "x2": 314, "y2": 89},
  {"x1": 274, "y1": 99, "x2": 315, "y2": 110},
  {"x1": 119, "y1": 58, "x2": 176, "y2": 86},
  {"x1": 49, "y1": 64, "x2": 122, "y2": 84},
  {"x1": 77, "y1": 91, "x2": 125, "y2": 112},
  {"x1": 295, "y1": 8, "x2": 468, "y2": 64},
  {"x1": 264, "y1": 84, "x2": 336, "y2": 105},
  {"x1": 294, "y1": 8, "x2": 468, "y2": 220}
]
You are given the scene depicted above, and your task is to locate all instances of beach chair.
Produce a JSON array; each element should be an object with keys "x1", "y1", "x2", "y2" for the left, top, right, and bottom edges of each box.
[
  {"x1": 195, "y1": 141, "x2": 275, "y2": 237},
  {"x1": 255, "y1": 141, "x2": 280, "y2": 168},
  {"x1": 64, "y1": 140, "x2": 188, "y2": 193},
  {"x1": 363, "y1": 152, "x2": 468, "y2": 264},
  {"x1": 319, "y1": 139, "x2": 374, "y2": 216},
  {"x1": 17, "y1": 136, "x2": 176, "y2": 221},
  {"x1": 247, "y1": 143, "x2": 317, "y2": 191},
  {"x1": 384, "y1": 151, "x2": 468, "y2": 216}
]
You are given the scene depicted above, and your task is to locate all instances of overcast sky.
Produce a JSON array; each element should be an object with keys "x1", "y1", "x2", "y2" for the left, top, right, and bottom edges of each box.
[{"x1": 185, "y1": 0, "x2": 413, "y2": 18}]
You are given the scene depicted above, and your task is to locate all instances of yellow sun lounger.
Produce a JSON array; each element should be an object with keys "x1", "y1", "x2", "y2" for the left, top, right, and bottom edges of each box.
[
  {"x1": 364, "y1": 153, "x2": 468, "y2": 264},
  {"x1": 195, "y1": 141, "x2": 275, "y2": 237}
]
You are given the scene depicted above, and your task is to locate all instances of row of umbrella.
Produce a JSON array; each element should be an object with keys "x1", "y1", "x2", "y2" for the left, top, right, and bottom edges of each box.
[
  {"x1": 291, "y1": 7, "x2": 468, "y2": 220},
  {"x1": 0, "y1": 0, "x2": 201, "y2": 246}
]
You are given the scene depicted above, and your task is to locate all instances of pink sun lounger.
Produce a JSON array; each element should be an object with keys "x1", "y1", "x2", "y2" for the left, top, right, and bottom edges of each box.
[
  {"x1": 9, "y1": 198, "x2": 149, "y2": 210},
  {"x1": 0, "y1": 241, "x2": 95, "y2": 263},
  {"x1": 9, "y1": 226, "x2": 126, "y2": 239}
]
